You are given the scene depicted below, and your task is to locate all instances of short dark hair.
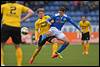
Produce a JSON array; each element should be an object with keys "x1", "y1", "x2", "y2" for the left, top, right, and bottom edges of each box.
[
  {"x1": 37, "y1": 8, "x2": 45, "y2": 13},
  {"x1": 59, "y1": 7, "x2": 66, "y2": 12}
]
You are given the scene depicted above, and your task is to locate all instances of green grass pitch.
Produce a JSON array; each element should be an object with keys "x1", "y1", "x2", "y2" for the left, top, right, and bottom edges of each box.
[{"x1": 3, "y1": 43, "x2": 99, "y2": 66}]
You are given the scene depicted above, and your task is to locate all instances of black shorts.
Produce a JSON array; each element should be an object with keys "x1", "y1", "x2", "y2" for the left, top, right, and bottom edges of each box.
[
  {"x1": 1, "y1": 24, "x2": 21, "y2": 44},
  {"x1": 38, "y1": 35, "x2": 56, "y2": 47},
  {"x1": 81, "y1": 32, "x2": 90, "y2": 40}
]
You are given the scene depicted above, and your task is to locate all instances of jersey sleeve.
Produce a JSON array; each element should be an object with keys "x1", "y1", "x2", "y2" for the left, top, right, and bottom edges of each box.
[
  {"x1": 21, "y1": 5, "x2": 30, "y2": 13},
  {"x1": 79, "y1": 21, "x2": 81, "y2": 27},
  {"x1": 35, "y1": 21, "x2": 39, "y2": 32},
  {"x1": 35, "y1": 21, "x2": 40, "y2": 41},
  {"x1": 66, "y1": 16, "x2": 81, "y2": 31},
  {"x1": 51, "y1": 15, "x2": 56, "y2": 20},
  {"x1": 88, "y1": 21, "x2": 92, "y2": 32},
  {"x1": 1, "y1": 4, "x2": 4, "y2": 14},
  {"x1": 45, "y1": 16, "x2": 52, "y2": 25},
  {"x1": 46, "y1": 16, "x2": 51, "y2": 20}
]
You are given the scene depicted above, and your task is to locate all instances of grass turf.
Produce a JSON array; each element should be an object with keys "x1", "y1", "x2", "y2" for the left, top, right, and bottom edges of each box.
[{"x1": 3, "y1": 43, "x2": 99, "y2": 66}]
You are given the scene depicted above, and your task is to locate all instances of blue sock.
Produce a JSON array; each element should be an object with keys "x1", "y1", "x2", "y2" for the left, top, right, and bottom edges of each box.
[
  {"x1": 41, "y1": 34, "x2": 47, "y2": 41},
  {"x1": 57, "y1": 42, "x2": 69, "y2": 53},
  {"x1": 39, "y1": 34, "x2": 47, "y2": 43}
]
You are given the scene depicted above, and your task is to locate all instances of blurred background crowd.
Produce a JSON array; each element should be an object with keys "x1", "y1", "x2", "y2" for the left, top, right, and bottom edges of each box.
[{"x1": 1, "y1": 1, "x2": 99, "y2": 28}]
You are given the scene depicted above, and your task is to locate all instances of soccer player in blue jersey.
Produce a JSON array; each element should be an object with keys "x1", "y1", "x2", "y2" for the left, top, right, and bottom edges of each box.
[{"x1": 50, "y1": 7, "x2": 81, "y2": 58}]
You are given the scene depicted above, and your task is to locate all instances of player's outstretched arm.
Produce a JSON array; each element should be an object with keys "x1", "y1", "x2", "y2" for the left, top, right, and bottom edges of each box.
[
  {"x1": 67, "y1": 16, "x2": 82, "y2": 33},
  {"x1": 89, "y1": 22, "x2": 92, "y2": 35},
  {"x1": 21, "y1": 9, "x2": 34, "y2": 22},
  {"x1": 32, "y1": 31, "x2": 39, "y2": 45},
  {"x1": 46, "y1": 16, "x2": 54, "y2": 25}
]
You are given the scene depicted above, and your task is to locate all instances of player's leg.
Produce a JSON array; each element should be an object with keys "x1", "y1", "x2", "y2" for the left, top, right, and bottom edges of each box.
[
  {"x1": 1, "y1": 43, "x2": 7, "y2": 66},
  {"x1": 85, "y1": 32, "x2": 90, "y2": 55},
  {"x1": 1, "y1": 44, "x2": 5, "y2": 66},
  {"x1": 82, "y1": 40, "x2": 89, "y2": 55},
  {"x1": 82, "y1": 32, "x2": 90, "y2": 55},
  {"x1": 82, "y1": 41, "x2": 87, "y2": 55},
  {"x1": 52, "y1": 43, "x2": 58, "y2": 57},
  {"x1": 11, "y1": 27, "x2": 22, "y2": 66},
  {"x1": 56, "y1": 33, "x2": 69, "y2": 53},
  {"x1": 50, "y1": 38, "x2": 63, "y2": 59},
  {"x1": 81, "y1": 32, "x2": 86, "y2": 55},
  {"x1": 85, "y1": 41, "x2": 89, "y2": 55},
  {"x1": 47, "y1": 35, "x2": 59, "y2": 57},
  {"x1": 46, "y1": 36, "x2": 59, "y2": 57},
  {"x1": 52, "y1": 33, "x2": 69, "y2": 58},
  {"x1": 15, "y1": 45, "x2": 22, "y2": 66},
  {"x1": 48, "y1": 27, "x2": 69, "y2": 58},
  {"x1": 29, "y1": 46, "x2": 42, "y2": 64},
  {"x1": 1, "y1": 25, "x2": 10, "y2": 66},
  {"x1": 29, "y1": 35, "x2": 47, "y2": 64},
  {"x1": 82, "y1": 41, "x2": 85, "y2": 54},
  {"x1": 45, "y1": 30, "x2": 59, "y2": 56}
]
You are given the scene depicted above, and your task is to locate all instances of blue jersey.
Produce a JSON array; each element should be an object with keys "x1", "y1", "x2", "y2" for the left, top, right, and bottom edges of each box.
[{"x1": 50, "y1": 13, "x2": 80, "y2": 31}]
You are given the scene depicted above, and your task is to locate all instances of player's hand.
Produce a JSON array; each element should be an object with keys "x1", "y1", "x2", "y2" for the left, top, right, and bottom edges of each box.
[
  {"x1": 46, "y1": 31, "x2": 53, "y2": 36},
  {"x1": 77, "y1": 30, "x2": 82, "y2": 33},
  {"x1": 51, "y1": 20, "x2": 54, "y2": 23},
  {"x1": 21, "y1": 18, "x2": 25, "y2": 22},
  {"x1": 47, "y1": 20, "x2": 54, "y2": 25},
  {"x1": 76, "y1": 30, "x2": 81, "y2": 37},
  {"x1": 79, "y1": 30, "x2": 82, "y2": 33},
  {"x1": 89, "y1": 32, "x2": 92, "y2": 35},
  {"x1": 33, "y1": 40, "x2": 38, "y2": 45}
]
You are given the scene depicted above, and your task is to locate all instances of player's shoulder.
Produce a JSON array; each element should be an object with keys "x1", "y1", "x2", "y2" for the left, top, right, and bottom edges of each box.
[
  {"x1": 55, "y1": 13, "x2": 68, "y2": 17},
  {"x1": 2, "y1": 3, "x2": 23, "y2": 8},
  {"x1": 35, "y1": 19, "x2": 40, "y2": 24},
  {"x1": 44, "y1": 15, "x2": 51, "y2": 19},
  {"x1": 13, "y1": 3, "x2": 27, "y2": 9},
  {"x1": 79, "y1": 21, "x2": 83, "y2": 25},
  {"x1": 63, "y1": 14, "x2": 68, "y2": 17},
  {"x1": 14, "y1": 3, "x2": 24, "y2": 7},
  {"x1": 1, "y1": 3, "x2": 8, "y2": 7},
  {"x1": 80, "y1": 20, "x2": 85, "y2": 23},
  {"x1": 86, "y1": 20, "x2": 90, "y2": 23},
  {"x1": 1, "y1": 4, "x2": 5, "y2": 6},
  {"x1": 79, "y1": 21, "x2": 82, "y2": 23},
  {"x1": 55, "y1": 13, "x2": 59, "y2": 16},
  {"x1": 86, "y1": 21, "x2": 91, "y2": 25}
]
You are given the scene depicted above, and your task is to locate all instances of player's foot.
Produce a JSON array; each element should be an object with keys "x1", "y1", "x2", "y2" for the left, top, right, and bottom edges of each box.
[
  {"x1": 17, "y1": 64, "x2": 21, "y2": 66},
  {"x1": 33, "y1": 41, "x2": 38, "y2": 45},
  {"x1": 85, "y1": 51, "x2": 88, "y2": 55},
  {"x1": 58, "y1": 53, "x2": 63, "y2": 59},
  {"x1": 29, "y1": 57, "x2": 34, "y2": 64},
  {"x1": 52, "y1": 53, "x2": 58, "y2": 58},
  {"x1": 1, "y1": 64, "x2": 5, "y2": 66},
  {"x1": 82, "y1": 51, "x2": 88, "y2": 55},
  {"x1": 52, "y1": 52, "x2": 63, "y2": 59}
]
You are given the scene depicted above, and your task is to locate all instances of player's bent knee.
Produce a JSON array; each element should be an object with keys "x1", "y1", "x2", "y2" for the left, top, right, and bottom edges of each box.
[
  {"x1": 51, "y1": 38, "x2": 58, "y2": 43},
  {"x1": 64, "y1": 41, "x2": 69, "y2": 46},
  {"x1": 37, "y1": 46, "x2": 42, "y2": 52},
  {"x1": 1, "y1": 43, "x2": 6, "y2": 47},
  {"x1": 15, "y1": 45, "x2": 20, "y2": 49},
  {"x1": 83, "y1": 40, "x2": 88, "y2": 44}
]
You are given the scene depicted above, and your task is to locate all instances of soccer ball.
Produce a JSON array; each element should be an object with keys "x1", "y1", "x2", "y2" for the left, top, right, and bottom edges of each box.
[{"x1": 21, "y1": 27, "x2": 29, "y2": 35}]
